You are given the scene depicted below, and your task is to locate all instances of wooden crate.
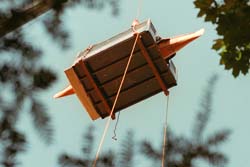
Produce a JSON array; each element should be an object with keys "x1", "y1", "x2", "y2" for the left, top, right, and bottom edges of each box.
[{"x1": 65, "y1": 19, "x2": 177, "y2": 120}]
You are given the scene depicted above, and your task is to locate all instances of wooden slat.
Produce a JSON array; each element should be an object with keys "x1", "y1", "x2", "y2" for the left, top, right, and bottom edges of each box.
[
  {"x1": 78, "y1": 61, "x2": 112, "y2": 117},
  {"x1": 90, "y1": 46, "x2": 161, "y2": 85},
  {"x1": 93, "y1": 72, "x2": 171, "y2": 117},
  {"x1": 75, "y1": 46, "x2": 164, "y2": 91},
  {"x1": 85, "y1": 31, "x2": 156, "y2": 72},
  {"x1": 83, "y1": 58, "x2": 170, "y2": 104},
  {"x1": 64, "y1": 68, "x2": 100, "y2": 120},
  {"x1": 137, "y1": 38, "x2": 169, "y2": 95}
]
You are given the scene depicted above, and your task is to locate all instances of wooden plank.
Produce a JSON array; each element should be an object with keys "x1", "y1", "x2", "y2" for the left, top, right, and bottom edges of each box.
[
  {"x1": 64, "y1": 68, "x2": 100, "y2": 120},
  {"x1": 78, "y1": 61, "x2": 112, "y2": 117},
  {"x1": 85, "y1": 31, "x2": 156, "y2": 72},
  {"x1": 94, "y1": 72, "x2": 171, "y2": 117},
  {"x1": 74, "y1": 46, "x2": 164, "y2": 91},
  {"x1": 83, "y1": 58, "x2": 171, "y2": 104},
  {"x1": 137, "y1": 38, "x2": 169, "y2": 95},
  {"x1": 90, "y1": 46, "x2": 161, "y2": 85}
]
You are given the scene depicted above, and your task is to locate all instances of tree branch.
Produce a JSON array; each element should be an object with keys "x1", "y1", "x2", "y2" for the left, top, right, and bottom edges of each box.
[{"x1": 0, "y1": 0, "x2": 56, "y2": 38}]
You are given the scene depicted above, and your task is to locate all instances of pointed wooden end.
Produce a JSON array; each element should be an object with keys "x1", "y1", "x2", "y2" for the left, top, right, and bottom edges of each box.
[
  {"x1": 53, "y1": 85, "x2": 75, "y2": 98},
  {"x1": 191, "y1": 28, "x2": 205, "y2": 40},
  {"x1": 169, "y1": 28, "x2": 205, "y2": 49},
  {"x1": 158, "y1": 28, "x2": 205, "y2": 59},
  {"x1": 197, "y1": 28, "x2": 205, "y2": 36}
]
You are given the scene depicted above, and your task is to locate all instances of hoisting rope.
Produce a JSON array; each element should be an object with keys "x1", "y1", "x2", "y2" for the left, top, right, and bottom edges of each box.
[
  {"x1": 161, "y1": 95, "x2": 170, "y2": 167},
  {"x1": 92, "y1": 1, "x2": 143, "y2": 166},
  {"x1": 92, "y1": 29, "x2": 140, "y2": 167},
  {"x1": 136, "y1": 0, "x2": 143, "y2": 20},
  {"x1": 112, "y1": 19, "x2": 140, "y2": 141},
  {"x1": 112, "y1": 0, "x2": 143, "y2": 141}
]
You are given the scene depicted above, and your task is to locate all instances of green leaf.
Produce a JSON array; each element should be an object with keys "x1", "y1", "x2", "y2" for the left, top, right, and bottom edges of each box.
[
  {"x1": 232, "y1": 68, "x2": 240, "y2": 77},
  {"x1": 197, "y1": 10, "x2": 206, "y2": 17},
  {"x1": 30, "y1": 99, "x2": 53, "y2": 144},
  {"x1": 194, "y1": 0, "x2": 250, "y2": 77},
  {"x1": 207, "y1": 129, "x2": 231, "y2": 146},
  {"x1": 235, "y1": 51, "x2": 242, "y2": 61},
  {"x1": 33, "y1": 68, "x2": 57, "y2": 90},
  {"x1": 212, "y1": 39, "x2": 224, "y2": 51},
  {"x1": 204, "y1": 8, "x2": 218, "y2": 23}
]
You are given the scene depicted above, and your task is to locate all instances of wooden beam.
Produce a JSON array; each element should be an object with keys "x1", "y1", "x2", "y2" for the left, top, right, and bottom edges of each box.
[
  {"x1": 79, "y1": 61, "x2": 114, "y2": 119},
  {"x1": 0, "y1": 0, "x2": 56, "y2": 37},
  {"x1": 65, "y1": 67, "x2": 100, "y2": 120},
  {"x1": 137, "y1": 38, "x2": 169, "y2": 96}
]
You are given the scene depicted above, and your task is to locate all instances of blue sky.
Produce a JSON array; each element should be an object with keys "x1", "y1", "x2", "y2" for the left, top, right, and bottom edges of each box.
[{"x1": 17, "y1": 0, "x2": 250, "y2": 167}]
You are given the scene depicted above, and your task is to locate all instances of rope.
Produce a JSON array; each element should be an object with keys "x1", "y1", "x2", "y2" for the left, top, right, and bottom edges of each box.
[
  {"x1": 92, "y1": 1, "x2": 143, "y2": 166},
  {"x1": 161, "y1": 95, "x2": 170, "y2": 167},
  {"x1": 111, "y1": 0, "x2": 144, "y2": 141},
  {"x1": 136, "y1": 0, "x2": 143, "y2": 20},
  {"x1": 112, "y1": 110, "x2": 121, "y2": 140},
  {"x1": 92, "y1": 32, "x2": 140, "y2": 167}
]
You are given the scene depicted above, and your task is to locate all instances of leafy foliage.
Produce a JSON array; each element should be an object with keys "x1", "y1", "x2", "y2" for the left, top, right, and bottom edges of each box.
[
  {"x1": 192, "y1": 74, "x2": 218, "y2": 141},
  {"x1": 58, "y1": 126, "x2": 116, "y2": 167},
  {"x1": 0, "y1": 30, "x2": 56, "y2": 138},
  {"x1": 0, "y1": 0, "x2": 119, "y2": 167},
  {"x1": 194, "y1": 0, "x2": 250, "y2": 77},
  {"x1": 58, "y1": 76, "x2": 230, "y2": 167},
  {"x1": 118, "y1": 130, "x2": 134, "y2": 167},
  {"x1": 0, "y1": 120, "x2": 26, "y2": 167},
  {"x1": 58, "y1": 128, "x2": 136, "y2": 167},
  {"x1": 30, "y1": 99, "x2": 53, "y2": 144},
  {"x1": 140, "y1": 74, "x2": 231, "y2": 167}
]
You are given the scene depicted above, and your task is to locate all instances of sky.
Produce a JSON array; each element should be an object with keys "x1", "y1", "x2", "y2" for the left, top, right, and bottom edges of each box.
[{"x1": 17, "y1": 0, "x2": 250, "y2": 167}]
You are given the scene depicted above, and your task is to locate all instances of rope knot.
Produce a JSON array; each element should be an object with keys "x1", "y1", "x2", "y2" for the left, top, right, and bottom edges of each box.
[
  {"x1": 132, "y1": 19, "x2": 139, "y2": 32},
  {"x1": 132, "y1": 19, "x2": 139, "y2": 27}
]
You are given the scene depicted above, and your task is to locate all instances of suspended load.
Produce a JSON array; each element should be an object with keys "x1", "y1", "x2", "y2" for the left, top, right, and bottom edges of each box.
[{"x1": 54, "y1": 19, "x2": 204, "y2": 120}]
